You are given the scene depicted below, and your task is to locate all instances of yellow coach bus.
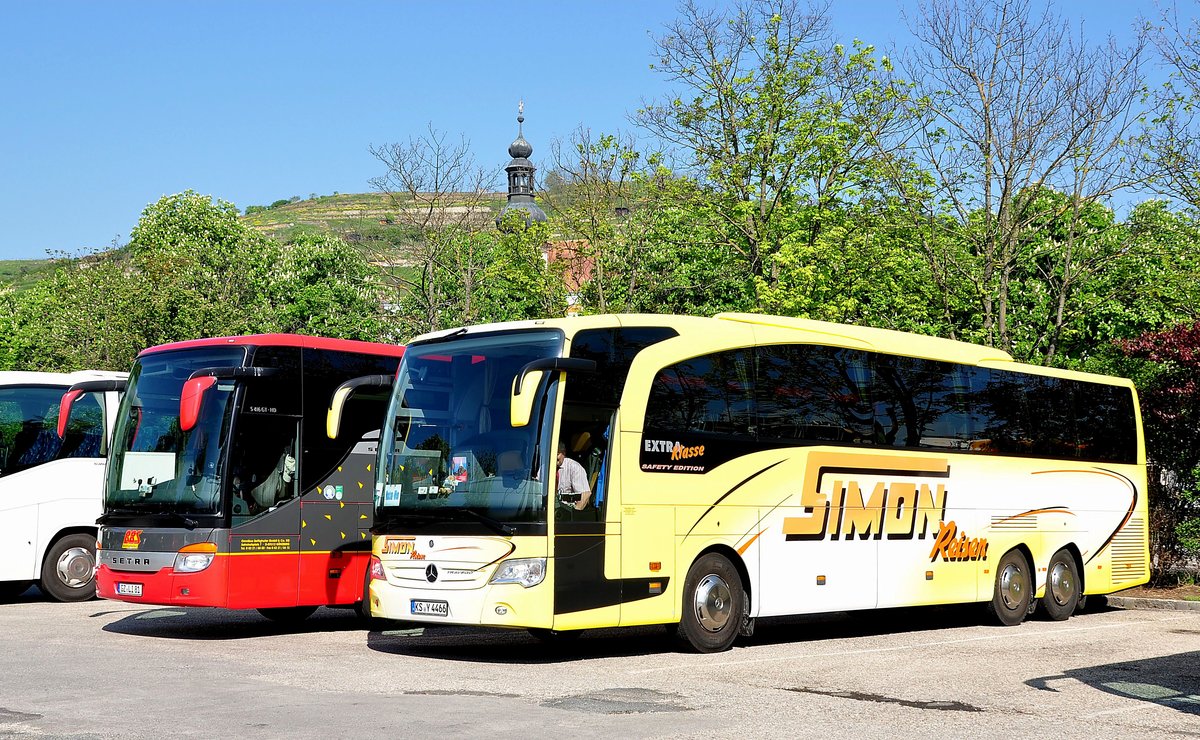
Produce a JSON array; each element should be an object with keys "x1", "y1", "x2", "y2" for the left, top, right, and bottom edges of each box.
[{"x1": 333, "y1": 314, "x2": 1148, "y2": 652}]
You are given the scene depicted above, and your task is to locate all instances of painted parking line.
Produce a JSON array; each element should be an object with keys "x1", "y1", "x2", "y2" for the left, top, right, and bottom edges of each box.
[{"x1": 628, "y1": 614, "x2": 1198, "y2": 674}]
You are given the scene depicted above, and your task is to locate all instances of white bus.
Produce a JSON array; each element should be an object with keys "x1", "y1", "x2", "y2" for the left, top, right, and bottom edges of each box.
[{"x1": 0, "y1": 371, "x2": 125, "y2": 602}]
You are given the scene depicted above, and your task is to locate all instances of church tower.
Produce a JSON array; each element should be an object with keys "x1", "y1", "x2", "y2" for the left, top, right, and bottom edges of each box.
[{"x1": 497, "y1": 100, "x2": 547, "y2": 228}]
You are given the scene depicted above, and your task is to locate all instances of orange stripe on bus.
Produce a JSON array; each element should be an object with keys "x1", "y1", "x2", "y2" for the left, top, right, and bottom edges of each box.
[{"x1": 737, "y1": 530, "x2": 765, "y2": 556}]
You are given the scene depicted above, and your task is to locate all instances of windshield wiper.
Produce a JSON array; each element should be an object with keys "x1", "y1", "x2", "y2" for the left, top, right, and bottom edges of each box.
[
  {"x1": 95, "y1": 508, "x2": 199, "y2": 529},
  {"x1": 96, "y1": 507, "x2": 142, "y2": 524},
  {"x1": 447, "y1": 507, "x2": 515, "y2": 537},
  {"x1": 160, "y1": 511, "x2": 200, "y2": 530}
]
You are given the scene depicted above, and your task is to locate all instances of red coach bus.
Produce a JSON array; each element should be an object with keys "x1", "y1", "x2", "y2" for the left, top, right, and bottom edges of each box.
[{"x1": 84, "y1": 334, "x2": 403, "y2": 621}]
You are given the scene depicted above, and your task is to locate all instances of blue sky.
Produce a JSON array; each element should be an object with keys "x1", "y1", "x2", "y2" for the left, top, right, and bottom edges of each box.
[{"x1": 0, "y1": 0, "x2": 1171, "y2": 260}]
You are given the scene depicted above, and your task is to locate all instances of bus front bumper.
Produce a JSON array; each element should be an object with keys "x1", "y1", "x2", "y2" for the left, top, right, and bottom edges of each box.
[
  {"x1": 368, "y1": 579, "x2": 551, "y2": 629},
  {"x1": 96, "y1": 553, "x2": 229, "y2": 608}
]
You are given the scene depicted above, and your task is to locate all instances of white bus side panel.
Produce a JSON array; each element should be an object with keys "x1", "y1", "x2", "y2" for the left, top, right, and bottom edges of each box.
[{"x1": 0, "y1": 458, "x2": 106, "y2": 582}]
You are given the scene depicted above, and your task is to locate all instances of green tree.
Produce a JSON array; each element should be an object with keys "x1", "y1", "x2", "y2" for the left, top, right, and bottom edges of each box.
[
  {"x1": 756, "y1": 197, "x2": 949, "y2": 333},
  {"x1": 895, "y1": 0, "x2": 1147, "y2": 355},
  {"x1": 637, "y1": 0, "x2": 919, "y2": 295},
  {"x1": 391, "y1": 217, "x2": 564, "y2": 339},
  {"x1": 586, "y1": 169, "x2": 755, "y2": 315},
  {"x1": 0, "y1": 191, "x2": 396, "y2": 372},
  {"x1": 543, "y1": 128, "x2": 643, "y2": 313},
  {"x1": 268, "y1": 231, "x2": 391, "y2": 340},
  {"x1": 0, "y1": 253, "x2": 141, "y2": 371},
  {"x1": 125, "y1": 191, "x2": 281, "y2": 348},
  {"x1": 1142, "y1": 2, "x2": 1200, "y2": 208}
]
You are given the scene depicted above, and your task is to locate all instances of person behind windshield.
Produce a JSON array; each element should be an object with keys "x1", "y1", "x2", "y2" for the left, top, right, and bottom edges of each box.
[{"x1": 556, "y1": 441, "x2": 591, "y2": 510}]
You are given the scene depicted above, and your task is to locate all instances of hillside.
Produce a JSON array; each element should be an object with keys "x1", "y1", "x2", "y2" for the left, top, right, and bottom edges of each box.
[
  {"x1": 0, "y1": 258, "x2": 68, "y2": 291},
  {"x1": 0, "y1": 192, "x2": 509, "y2": 291},
  {"x1": 244, "y1": 191, "x2": 504, "y2": 237}
]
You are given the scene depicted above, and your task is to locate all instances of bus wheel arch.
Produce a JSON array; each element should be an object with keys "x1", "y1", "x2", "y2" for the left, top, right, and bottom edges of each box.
[
  {"x1": 987, "y1": 546, "x2": 1034, "y2": 626},
  {"x1": 1041, "y1": 545, "x2": 1083, "y2": 621},
  {"x1": 39, "y1": 528, "x2": 98, "y2": 603},
  {"x1": 675, "y1": 547, "x2": 751, "y2": 652}
]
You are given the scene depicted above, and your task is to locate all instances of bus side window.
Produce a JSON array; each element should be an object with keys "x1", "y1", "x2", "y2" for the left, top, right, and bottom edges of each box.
[
  {"x1": 0, "y1": 387, "x2": 102, "y2": 477},
  {"x1": 1074, "y1": 382, "x2": 1137, "y2": 464},
  {"x1": 871, "y1": 356, "x2": 975, "y2": 450},
  {"x1": 646, "y1": 350, "x2": 754, "y2": 436},
  {"x1": 755, "y1": 345, "x2": 872, "y2": 445}
]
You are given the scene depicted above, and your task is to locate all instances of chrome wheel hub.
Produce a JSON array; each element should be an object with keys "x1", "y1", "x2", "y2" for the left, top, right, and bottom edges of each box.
[
  {"x1": 694, "y1": 574, "x2": 732, "y2": 632},
  {"x1": 998, "y1": 562, "x2": 1026, "y2": 611},
  {"x1": 56, "y1": 547, "x2": 94, "y2": 589},
  {"x1": 1049, "y1": 561, "x2": 1075, "y2": 606}
]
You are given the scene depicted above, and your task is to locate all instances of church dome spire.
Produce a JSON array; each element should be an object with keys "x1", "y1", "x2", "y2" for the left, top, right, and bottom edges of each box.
[
  {"x1": 498, "y1": 100, "x2": 547, "y2": 229},
  {"x1": 509, "y1": 103, "x2": 533, "y2": 159}
]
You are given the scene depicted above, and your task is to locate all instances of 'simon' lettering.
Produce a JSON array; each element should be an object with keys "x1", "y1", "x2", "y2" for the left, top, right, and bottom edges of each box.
[{"x1": 782, "y1": 480, "x2": 947, "y2": 540}]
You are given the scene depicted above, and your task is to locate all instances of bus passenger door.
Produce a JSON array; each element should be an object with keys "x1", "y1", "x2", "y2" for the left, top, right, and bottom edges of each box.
[
  {"x1": 551, "y1": 409, "x2": 621, "y2": 630},
  {"x1": 226, "y1": 417, "x2": 302, "y2": 609}
]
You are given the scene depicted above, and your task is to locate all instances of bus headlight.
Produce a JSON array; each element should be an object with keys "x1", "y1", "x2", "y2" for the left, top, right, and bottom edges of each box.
[
  {"x1": 489, "y1": 558, "x2": 546, "y2": 588},
  {"x1": 173, "y1": 543, "x2": 218, "y2": 573}
]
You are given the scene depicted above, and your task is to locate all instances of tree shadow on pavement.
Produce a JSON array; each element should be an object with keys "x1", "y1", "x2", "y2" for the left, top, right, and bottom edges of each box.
[
  {"x1": 99, "y1": 606, "x2": 369, "y2": 640},
  {"x1": 1026, "y1": 650, "x2": 1200, "y2": 715}
]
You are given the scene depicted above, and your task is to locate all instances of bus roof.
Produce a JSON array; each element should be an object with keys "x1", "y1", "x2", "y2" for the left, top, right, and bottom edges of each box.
[
  {"x1": 407, "y1": 313, "x2": 1132, "y2": 387},
  {"x1": 139, "y1": 334, "x2": 406, "y2": 359},
  {"x1": 0, "y1": 370, "x2": 127, "y2": 388},
  {"x1": 715, "y1": 313, "x2": 1015, "y2": 365}
]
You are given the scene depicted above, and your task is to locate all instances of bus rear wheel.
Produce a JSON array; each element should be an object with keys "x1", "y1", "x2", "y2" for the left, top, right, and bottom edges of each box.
[
  {"x1": 39, "y1": 534, "x2": 97, "y2": 603},
  {"x1": 676, "y1": 552, "x2": 745, "y2": 653},
  {"x1": 987, "y1": 549, "x2": 1032, "y2": 626},
  {"x1": 1041, "y1": 548, "x2": 1080, "y2": 621},
  {"x1": 257, "y1": 606, "x2": 317, "y2": 623}
]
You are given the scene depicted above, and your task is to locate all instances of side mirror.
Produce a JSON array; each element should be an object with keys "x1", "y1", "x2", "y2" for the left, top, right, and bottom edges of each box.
[
  {"x1": 178, "y1": 366, "x2": 278, "y2": 432},
  {"x1": 509, "y1": 358, "x2": 597, "y2": 428},
  {"x1": 180, "y1": 376, "x2": 217, "y2": 432},
  {"x1": 57, "y1": 390, "x2": 84, "y2": 439},
  {"x1": 327, "y1": 374, "x2": 394, "y2": 439},
  {"x1": 58, "y1": 378, "x2": 127, "y2": 439},
  {"x1": 510, "y1": 371, "x2": 545, "y2": 428}
]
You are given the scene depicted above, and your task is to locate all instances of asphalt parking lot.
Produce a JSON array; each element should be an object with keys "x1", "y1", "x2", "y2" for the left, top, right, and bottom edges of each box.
[{"x1": 0, "y1": 588, "x2": 1197, "y2": 739}]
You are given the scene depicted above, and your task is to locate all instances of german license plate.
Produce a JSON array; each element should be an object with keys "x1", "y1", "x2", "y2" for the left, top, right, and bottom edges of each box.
[
  {"x1": 116, "y1": 582, "x2": 143, "y2": 597},
  {"x1": 410, "y1": 599, "x2": 448, "y2": 617}
]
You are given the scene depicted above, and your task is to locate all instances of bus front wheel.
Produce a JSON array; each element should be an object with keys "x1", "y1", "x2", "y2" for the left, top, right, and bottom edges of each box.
[
  {"x1": 1041, "y1": 548, "x2": 1080, "y2": 621},
  {"x1": 39, "y1": 534, "x2": 97, "y2": 603},
  {"x1": 676, "y1": 553, "x2": 745, "y2": 653},
  {"x1": 987, "y1": 549, "x2": 1032, "y2": 626}
]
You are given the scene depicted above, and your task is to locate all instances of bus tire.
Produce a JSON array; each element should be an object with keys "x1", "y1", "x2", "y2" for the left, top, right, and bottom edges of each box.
[
  {"x1": 39, "y1": 534, "x2": 97, "y2": 603},
  {"x1": 676, "y1": 552, "x2": 744, "y2": 653},
  {"x1": 257, "y1": 606, "x2": 317, "y2": 623},
  {"x1": 0, "y1": 581, "x2": 32, "y2": 602},
  {"x1": 1041, "y1": 548, "x2": 1080, "y2": 621},
  {"x1": 354, "y1": 562, "x2": 372, "y2": 620},
  {"x1": 987, "y1": 549, "x2": 1032, "y2": 626}
]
